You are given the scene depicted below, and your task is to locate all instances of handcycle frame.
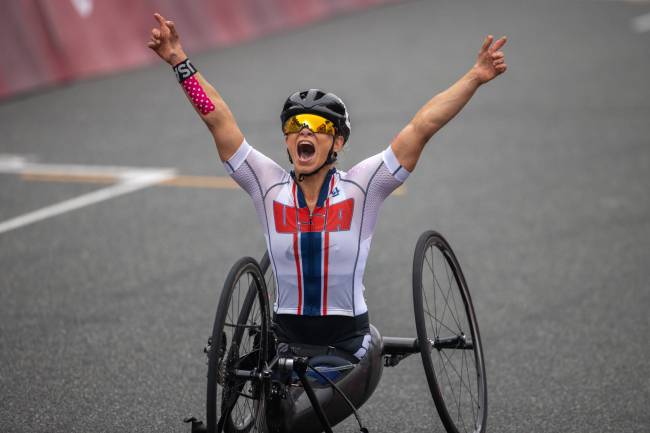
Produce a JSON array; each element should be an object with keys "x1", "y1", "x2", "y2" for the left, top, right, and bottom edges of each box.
[{"x1": 188, "y1": 231, "x2": 487, "y2": 433}]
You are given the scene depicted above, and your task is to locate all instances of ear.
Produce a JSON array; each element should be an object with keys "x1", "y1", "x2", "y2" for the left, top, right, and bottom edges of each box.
[{"x1": 333, "y1": 135, "x2": 345, "y2": 152}]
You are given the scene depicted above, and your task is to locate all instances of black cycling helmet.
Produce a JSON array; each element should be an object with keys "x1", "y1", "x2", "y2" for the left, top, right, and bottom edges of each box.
[{"x1": 281, "y1": 89, "x2": 351, "y2": 143}]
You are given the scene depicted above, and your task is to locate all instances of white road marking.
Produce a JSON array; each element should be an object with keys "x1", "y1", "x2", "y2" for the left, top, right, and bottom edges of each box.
[
  {"x1": 632, "y1": 12, "x2": 650, "y2": 32},
  {"x1": 0, "y1": 154, "x2": 171, "y2": 179},
  {"x1": 0, "y1": 155, "x2": 176, "y2": 234}
]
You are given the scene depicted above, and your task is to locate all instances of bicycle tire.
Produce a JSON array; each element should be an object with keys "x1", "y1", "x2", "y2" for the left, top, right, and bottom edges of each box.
[
  {"x1": 206, "y1": 257, "x2": 270, "y2": 433},
  {"x1": 259, "y1": 251, "x2": 276, "y2": 313},
  {"x1": 412, "y1": 231, "x2": 487, "y2": 433}
]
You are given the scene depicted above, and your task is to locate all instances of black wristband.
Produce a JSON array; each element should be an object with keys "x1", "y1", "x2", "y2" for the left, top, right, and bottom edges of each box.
[{"x1": 173, "y1": 59, "x2": 197, "y2": 83}]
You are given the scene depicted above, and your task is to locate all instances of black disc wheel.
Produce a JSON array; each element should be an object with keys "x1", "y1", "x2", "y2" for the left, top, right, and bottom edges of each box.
[
  {"x1": 413, "y1": 231, "x2": 487, "y2": 433},
  {"x1": 206, "y1": 257, "x2": 270, "y2": 433}
]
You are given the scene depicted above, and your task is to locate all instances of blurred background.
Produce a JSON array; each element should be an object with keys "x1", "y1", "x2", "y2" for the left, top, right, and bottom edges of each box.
[{"x1": 1, "y1": 0, "x2": 649, "y2": 432}]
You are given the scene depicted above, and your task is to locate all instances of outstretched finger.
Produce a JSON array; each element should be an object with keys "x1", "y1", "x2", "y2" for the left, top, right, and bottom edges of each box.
[
  {"x1": 480, "y1": 35, "x2": 494, "y2": 53},
  {"x1": 154, "y1": 12, "x2": 167, "y2": 27},
  {"x1": 490, "y1": 36, "x2": 507, "y2": 52}
]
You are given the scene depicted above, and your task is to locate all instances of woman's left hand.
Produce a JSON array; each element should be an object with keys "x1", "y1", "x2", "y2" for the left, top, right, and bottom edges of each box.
[{"x1": 472, "y1": 35, "x2": 508, "y2": 84}]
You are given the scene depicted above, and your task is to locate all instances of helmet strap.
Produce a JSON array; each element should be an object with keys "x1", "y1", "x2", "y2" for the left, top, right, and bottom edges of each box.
[{"x1": 296, "y1": 137, "x2": 338, "y2": 182}]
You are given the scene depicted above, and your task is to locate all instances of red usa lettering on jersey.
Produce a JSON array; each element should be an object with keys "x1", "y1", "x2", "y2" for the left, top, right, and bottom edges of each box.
[{"x1": 273, "y1": 199, "x2": 354, "y2": 233}]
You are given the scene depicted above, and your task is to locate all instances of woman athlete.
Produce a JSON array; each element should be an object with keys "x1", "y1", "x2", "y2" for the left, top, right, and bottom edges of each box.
[{"x1": 148, "y1": 12, "x2": 507, "y2": 362}]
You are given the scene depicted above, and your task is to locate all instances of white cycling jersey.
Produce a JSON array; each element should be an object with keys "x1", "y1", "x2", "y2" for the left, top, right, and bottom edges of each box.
[{"x1": 225, "y1": 139, "x2": 409, "y2": 318}]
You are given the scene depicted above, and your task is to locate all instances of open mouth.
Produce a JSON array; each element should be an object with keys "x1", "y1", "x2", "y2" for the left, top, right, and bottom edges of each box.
[{"x1": 297, "y1": 141, "x2": 316, "y2": 162}]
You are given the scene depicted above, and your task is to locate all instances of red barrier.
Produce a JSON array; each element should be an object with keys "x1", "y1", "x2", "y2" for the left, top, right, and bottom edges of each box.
[{"x1": 0, "y1": 0, "x2": 398, "y2": 100}]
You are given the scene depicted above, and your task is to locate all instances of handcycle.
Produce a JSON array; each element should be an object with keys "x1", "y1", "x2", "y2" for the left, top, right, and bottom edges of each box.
[{"x1": 185, "y1": 231, "x2": 487, "y2": 433}]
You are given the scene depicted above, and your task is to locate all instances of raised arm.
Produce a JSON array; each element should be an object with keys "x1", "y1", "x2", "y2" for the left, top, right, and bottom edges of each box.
[
  {"x1": 147, "y1": 13, "x2": 243, "y2": 161},
  {"x1": 391, "y1": 35, "x2": 508, "y2": 172}
]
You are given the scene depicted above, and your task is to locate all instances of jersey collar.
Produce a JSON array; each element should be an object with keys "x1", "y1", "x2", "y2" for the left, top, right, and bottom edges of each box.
[{"x1": 290, "y1": 168, "x2": 337, "y2": 208}]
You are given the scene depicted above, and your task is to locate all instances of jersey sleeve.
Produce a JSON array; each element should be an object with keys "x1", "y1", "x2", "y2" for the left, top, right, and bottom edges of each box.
[
  {"x1": 224, "y1": 139, "x2": 288, "y2": 193},
  {"x1": 223, "y1": 139, "x2": 288, "y2": 224},
  {"x1": 345, "y1": 145, "x2": 411, "y2": 239}
]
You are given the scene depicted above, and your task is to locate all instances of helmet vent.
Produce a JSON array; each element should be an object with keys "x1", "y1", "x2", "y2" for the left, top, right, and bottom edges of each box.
[
  {"x1": 314, "y1": 90, "x2": 325, "y2": 100},
  {"x1": 328, "y1": 102, "x2": 344, "y2": 115},
  {"x1": 299, "y1": 91, "x2": 309, "y2": 99}
]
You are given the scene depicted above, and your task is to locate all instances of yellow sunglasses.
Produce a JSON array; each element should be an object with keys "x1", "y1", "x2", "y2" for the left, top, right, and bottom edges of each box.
[{"x1": 282, "y1": 114, "x2": 336, "y2": 136}]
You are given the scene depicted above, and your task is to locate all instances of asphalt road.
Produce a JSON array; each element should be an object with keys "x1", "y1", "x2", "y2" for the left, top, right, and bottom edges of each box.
[{"x1": 1, "y1": 0, "x2": 649, "y2": 432}]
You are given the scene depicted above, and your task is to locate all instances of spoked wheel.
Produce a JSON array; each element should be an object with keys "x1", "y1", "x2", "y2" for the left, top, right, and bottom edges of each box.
[
  {"x1": 413, "y1": 231, "x2": 487, "y2": 433},
  {"x1": 206, "y1": 257, "x2": 270, "y2": 433}
]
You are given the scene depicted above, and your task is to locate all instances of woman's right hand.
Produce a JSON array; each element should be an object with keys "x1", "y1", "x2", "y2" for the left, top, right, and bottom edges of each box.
[{"x1": 147, "y1": 13, "x2": 187, "y2": 66}]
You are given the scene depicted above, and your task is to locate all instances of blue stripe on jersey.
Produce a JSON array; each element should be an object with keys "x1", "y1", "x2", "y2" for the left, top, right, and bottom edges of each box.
[
  {"x1": 296, "y1": 185, "x2": 307, "y2": 208},
  {"x1": 293, "y1": 168, "x2": 336, "y2": 316},
  {"x1": 317, "y1": 169, "x2": 336, "y2": 206},
  {"x1": 301, "y1": 231, "x2": 322, "y2": 315}
]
